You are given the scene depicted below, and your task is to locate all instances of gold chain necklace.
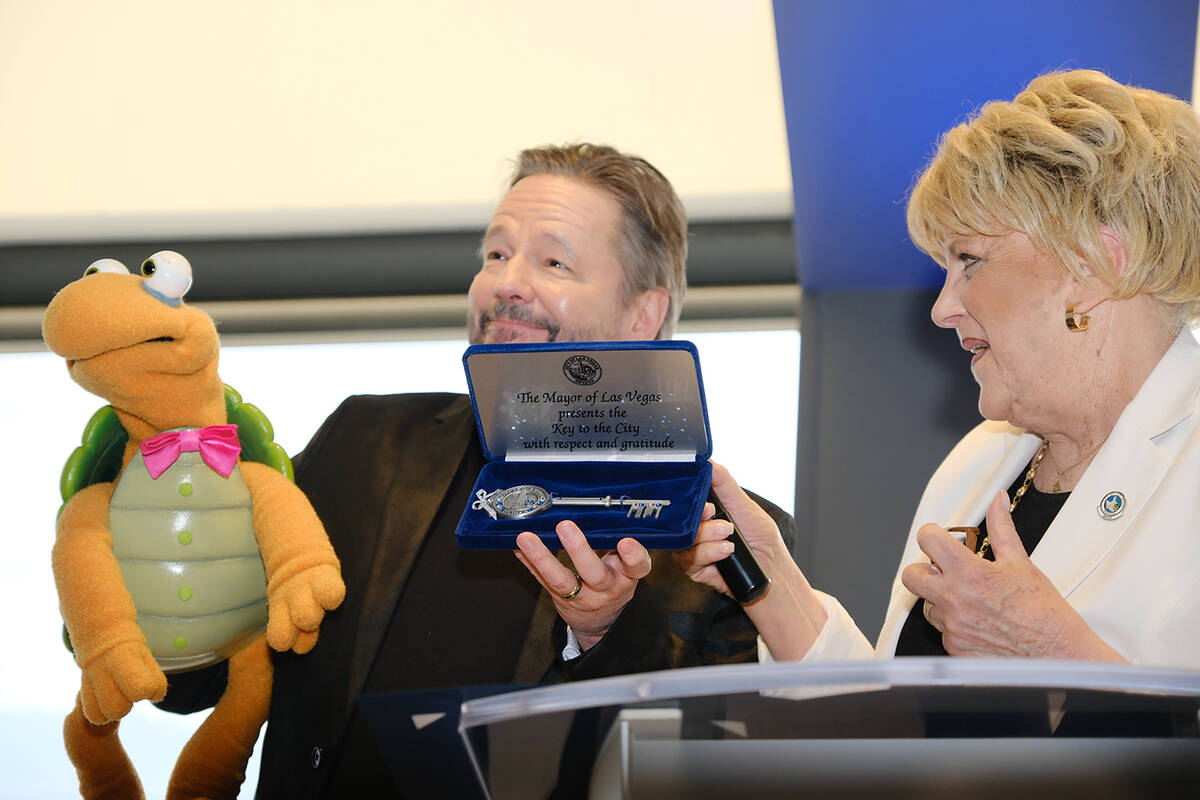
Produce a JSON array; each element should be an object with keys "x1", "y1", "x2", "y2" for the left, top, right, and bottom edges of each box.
[{"x1": 976, "y1": 438, "x2": 1048, "y2": 558}]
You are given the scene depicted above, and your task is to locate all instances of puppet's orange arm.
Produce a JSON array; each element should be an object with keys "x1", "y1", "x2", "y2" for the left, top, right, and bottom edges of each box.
[
  {"x1": 53, "y1": 483, "x2": 166, "y2": 724},
  {"x1": 241, "y1": 462, "x2": 345, "y2": 655}
]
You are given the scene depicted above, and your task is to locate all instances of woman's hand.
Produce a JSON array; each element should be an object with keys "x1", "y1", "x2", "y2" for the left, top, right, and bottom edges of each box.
[
  {"x1": 902, "y1": 492, "x2": 1125, "y2": 661},
  {"x1": 674, "y1": 462, "x2": 789, "y2": 595},
  {"x1": 515, "y1": 521, "x2": 652, "y2": 653},
  {"x1": 675, "y1": 462, "x2": 828, "y2": 660}
]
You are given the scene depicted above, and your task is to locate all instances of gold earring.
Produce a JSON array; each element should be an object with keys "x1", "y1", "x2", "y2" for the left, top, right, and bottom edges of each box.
[{"x1": 1065, "y1": 303, "x2": 1090, "y2": 332}]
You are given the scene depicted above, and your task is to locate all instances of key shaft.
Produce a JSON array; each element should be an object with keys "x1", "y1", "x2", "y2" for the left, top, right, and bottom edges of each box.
[{"x1": 472, "y1": 484, "x2": 670, "y2": 521}]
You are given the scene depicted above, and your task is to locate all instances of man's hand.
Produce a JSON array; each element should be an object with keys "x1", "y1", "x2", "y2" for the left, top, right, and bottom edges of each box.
[
  {"x1": 515, "y1": 521, "x2": 652, "y2": 653},
  {"x1": 901, "y1": 492, "x2": 1125, "y2": 661}
]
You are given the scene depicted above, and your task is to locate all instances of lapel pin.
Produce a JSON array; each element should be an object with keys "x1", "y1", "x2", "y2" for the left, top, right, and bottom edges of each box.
[{"x1": 1098, "y1": 491, "x2": 1126, "y2": 521}]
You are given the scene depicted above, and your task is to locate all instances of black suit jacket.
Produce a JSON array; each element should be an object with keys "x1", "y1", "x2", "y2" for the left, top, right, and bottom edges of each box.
[{"x1": 163, "y1": 392, "x2": 796, "y2": 798}]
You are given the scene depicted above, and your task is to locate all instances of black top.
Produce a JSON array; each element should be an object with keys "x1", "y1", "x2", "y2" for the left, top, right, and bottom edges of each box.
[{"x1": 894, "y1": 464, "x2": 1070, "y2": 656}]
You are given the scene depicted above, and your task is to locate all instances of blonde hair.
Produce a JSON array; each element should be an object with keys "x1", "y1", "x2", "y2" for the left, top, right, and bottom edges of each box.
[
  {"x1": 907, "y1": 69, "x2": 1200, "y2": 327},
  {"x1": 509, "y1": 143, "x2": 687, "y2": 339}
]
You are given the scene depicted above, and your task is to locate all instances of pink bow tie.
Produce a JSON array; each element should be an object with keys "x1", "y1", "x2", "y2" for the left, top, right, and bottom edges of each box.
[{"x1": 140, "y1": 425, "x2": 241, "y2": 479}]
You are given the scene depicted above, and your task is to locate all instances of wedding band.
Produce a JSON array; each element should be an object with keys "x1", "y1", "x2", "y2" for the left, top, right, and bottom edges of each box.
[{"x1": 560, "y1": 574, "x2": 583, "y2": 600}]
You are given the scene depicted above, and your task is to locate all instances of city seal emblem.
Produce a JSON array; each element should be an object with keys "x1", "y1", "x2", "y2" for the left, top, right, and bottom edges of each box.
[{"x1": 562, "y1": 354, "x2": 602, "y2": 386}]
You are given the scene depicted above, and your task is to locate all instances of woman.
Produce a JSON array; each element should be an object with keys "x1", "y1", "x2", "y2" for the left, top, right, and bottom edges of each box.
[{"x1": 679, "y1": 69, "x2": 1200, "y2": 669}]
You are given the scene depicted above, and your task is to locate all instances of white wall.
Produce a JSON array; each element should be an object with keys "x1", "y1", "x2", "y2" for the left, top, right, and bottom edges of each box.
[{"x1": 0, "y1": 0, "x2": 791, "y2": 244}]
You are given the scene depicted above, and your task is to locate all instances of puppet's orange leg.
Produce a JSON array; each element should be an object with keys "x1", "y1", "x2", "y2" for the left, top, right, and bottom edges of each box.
[
  {"x1": 64, "y1": 693, "x2": 146, "y2": 800},
  {"x1": 166, "y1": 634, "x2": 272, "y2": 800}
]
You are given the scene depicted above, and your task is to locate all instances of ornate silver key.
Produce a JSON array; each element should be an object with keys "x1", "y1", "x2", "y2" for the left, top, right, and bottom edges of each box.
[{"x1": 472, "y1": 484, "x2": 670, "y2": 521}]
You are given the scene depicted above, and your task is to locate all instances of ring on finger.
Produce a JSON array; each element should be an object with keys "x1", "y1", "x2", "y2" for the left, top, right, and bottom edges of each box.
[{"x1": 560, "y1": 573, "x2": 583, "y2": 600}]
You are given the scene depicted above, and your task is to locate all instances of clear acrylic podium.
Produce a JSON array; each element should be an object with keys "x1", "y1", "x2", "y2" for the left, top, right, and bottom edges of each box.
[{"x1": 451, "y1": 658, "x2": 1200, "y2": 799}]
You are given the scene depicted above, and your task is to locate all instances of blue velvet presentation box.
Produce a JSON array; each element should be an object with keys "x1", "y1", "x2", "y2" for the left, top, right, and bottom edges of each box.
[{"x1": 455, "y1": 340, "x2": 712, "y2": 550}]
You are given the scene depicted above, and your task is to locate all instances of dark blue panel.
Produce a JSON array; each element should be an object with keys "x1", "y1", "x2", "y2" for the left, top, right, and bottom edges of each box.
[{"x1": 775, "y1": 0, "x2": 1197, "y2": 290}]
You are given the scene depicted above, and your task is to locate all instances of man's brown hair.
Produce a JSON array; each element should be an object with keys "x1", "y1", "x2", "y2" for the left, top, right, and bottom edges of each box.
[{"x1": 510, "y1": 143, "x2": 688, "y2": 338}]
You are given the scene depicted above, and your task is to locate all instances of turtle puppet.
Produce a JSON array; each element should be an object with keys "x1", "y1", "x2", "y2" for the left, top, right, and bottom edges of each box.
[{"x1": 42, "y1": 252, "x2": 346, "y2": 800}]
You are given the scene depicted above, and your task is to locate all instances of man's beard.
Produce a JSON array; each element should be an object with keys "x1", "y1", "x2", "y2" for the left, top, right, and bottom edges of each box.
[
  {"x1": 469, "y1": 301, "x2": 560, "y2": 344},
  {"x1": 469, "y1": 300, "x2": 618, "y2": 344}
]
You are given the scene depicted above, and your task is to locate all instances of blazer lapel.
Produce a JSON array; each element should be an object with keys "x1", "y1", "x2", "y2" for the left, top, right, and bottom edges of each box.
[
  {"x1": 347, "y1": 395, "x2": 477, "y2": 697},
  {"x1": 1032, "y1": 331, "x2": 1200, "y2": 598},
  {"x1": 1031, "y1": 427, "x2": 1170, "y2": 597},
  {"x1": 893, "y1": 426, "x2": 1042, "y2": 574},
  {"x1": 946, "y1": 440, "x2": 1038, "y2": 533},
  {"x1": 876, "y1": 426, "x2": 1041, "y2": 654}
]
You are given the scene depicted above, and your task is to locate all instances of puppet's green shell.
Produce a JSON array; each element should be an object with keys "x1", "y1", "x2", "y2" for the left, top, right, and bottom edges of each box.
[
  {"x1": 223, "y1": 385, "x2": 293, "y2": 481},
  {"x1": 58, "y1": 406, "x2": 127, "y2": 513}
]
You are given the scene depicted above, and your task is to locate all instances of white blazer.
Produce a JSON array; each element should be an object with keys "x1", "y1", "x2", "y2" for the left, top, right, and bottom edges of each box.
[{"x1": 798, "y1": 329, "x2": 1200, "y2": 669}]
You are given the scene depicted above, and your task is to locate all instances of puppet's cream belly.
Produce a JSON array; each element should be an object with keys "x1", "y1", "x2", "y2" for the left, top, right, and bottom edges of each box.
[{"x1": 110, "y1": 445, "x2": 267, "y2": 673}]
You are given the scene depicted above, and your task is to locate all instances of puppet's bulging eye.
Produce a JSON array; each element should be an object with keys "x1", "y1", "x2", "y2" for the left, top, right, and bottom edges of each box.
[
  {"x1": 141, "y1": 251, "x2": 193, "y2": 304},
  {"x1": 83, "y1": 259, "x2": 130, "y2": 277}
]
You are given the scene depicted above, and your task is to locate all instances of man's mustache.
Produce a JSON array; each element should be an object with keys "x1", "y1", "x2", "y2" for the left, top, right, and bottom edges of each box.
[{"x1": 476, "y1": 301, "x2": 561, "y2": 340}]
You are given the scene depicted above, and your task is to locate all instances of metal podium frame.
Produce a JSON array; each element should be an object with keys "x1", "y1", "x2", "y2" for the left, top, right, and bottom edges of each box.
[{"x1": 457, "y1": 658, "x2": 1200, "y2": 799}]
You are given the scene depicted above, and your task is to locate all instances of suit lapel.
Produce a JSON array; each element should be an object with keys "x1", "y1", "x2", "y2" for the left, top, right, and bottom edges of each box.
[
  {"x1": 512, "y1": 591, "x2": 559, "y2": 684},
  {"x1": 347, "y1": 395, "x2": 477, "y2": 697}
]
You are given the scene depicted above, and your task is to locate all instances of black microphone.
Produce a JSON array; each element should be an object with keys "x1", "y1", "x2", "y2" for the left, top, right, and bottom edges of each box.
[{"x1": 707, "y1": 489, "x2": 770, "y2": 604}]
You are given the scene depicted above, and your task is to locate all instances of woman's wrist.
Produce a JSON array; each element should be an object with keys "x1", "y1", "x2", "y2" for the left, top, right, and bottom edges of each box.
[
  {"x1": 743, "y1": 558, "x2": 825, "y2": 660},
  {"x1": 1055, "y1": 616, "x2": 1127, "y2": 663}
]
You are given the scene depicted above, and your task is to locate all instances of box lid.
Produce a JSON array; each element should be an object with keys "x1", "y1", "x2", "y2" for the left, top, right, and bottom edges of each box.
[{"x1": 463, "y1": 340, "x2": 711, "y2": 464}]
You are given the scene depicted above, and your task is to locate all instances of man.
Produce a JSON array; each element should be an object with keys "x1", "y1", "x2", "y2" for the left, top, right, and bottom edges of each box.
[{"x1": 164, "y1": 143, "x2": 794, "y2": 797}]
